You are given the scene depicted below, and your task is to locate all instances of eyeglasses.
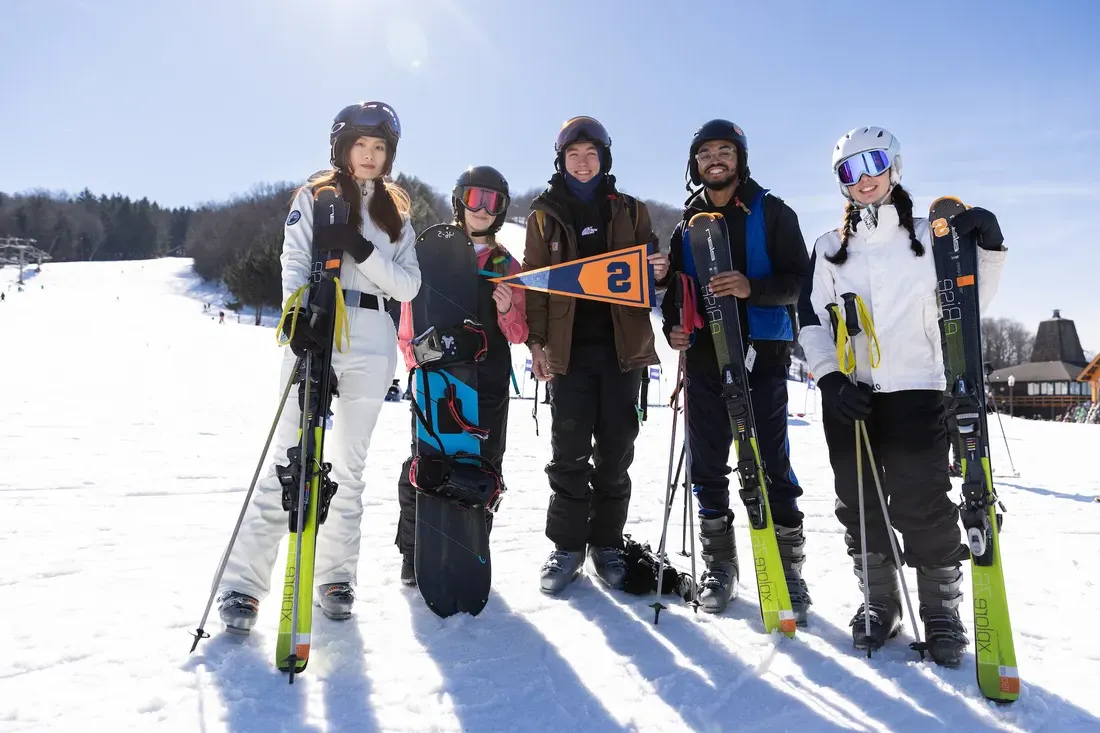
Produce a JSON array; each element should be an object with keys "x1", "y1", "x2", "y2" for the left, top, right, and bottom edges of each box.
[
  {"x1": 835, "y1": 149, "x2": 891, "y2": 186},
  {"x1": 459, "y1": 186, "x2": 509, "y2": 216},
  {"x1": 695, "y1": 146, "x2": 737, "y2": 165}
]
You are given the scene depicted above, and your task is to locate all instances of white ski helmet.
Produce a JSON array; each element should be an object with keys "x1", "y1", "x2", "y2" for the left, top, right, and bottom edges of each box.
[{"x1": 831, "y1": 126, "x2": 902, "y2": 201}]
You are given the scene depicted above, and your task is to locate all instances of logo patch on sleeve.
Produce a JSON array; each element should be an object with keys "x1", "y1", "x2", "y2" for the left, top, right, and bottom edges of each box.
[{"x1": 286, "y1": 210, "x2": 301, "y2": 226}]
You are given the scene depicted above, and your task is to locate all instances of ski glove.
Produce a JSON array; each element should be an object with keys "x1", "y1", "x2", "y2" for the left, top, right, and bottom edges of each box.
[
  {"x1": 314, "y1": 222, "x2": 376, "y2": 263},
  {"x1": 283, "y1": 307, "x2": 329, "y2": 358},
  {"x1": 817, "y1": 371, "x2": 873, "y2": 426},
  {"x1": 951, "y1": 207, "x2": 1004, "y2": 251}
]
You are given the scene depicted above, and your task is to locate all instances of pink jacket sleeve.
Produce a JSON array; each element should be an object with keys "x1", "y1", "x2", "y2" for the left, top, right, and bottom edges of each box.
[
  {"x1": 397, "y1": 300, "x2": 417, "y2": 372},
  {"x1": 496, "y1": 256, "x2": 529, "y2": 345}
]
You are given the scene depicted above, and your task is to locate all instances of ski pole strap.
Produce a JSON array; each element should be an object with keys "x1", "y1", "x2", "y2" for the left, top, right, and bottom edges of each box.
[
  {"x1": 827, "y1": 292, "x2": 880, "y2": 376},
  {"x1": 274, "y1": 279, "x2": 351, "y2": 353}
]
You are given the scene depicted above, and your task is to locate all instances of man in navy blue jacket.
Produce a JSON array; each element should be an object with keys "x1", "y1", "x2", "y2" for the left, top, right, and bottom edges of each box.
[{"x1": 661, "y1": 119, "x2": 811, "y2": 620}]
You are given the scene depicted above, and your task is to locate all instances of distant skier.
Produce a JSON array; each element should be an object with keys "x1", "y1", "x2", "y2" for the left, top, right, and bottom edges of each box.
[
  {"x1": 524, "y1": 116, "x2": 670, "y2": 594},
  {"x1": 218, "y1": 311, "x2": 225, "y2": 324},
  {"x1": 394, "y1": 165, "x2": 528, "y2": 586},
  {"x1": 661, "y1": 119, "x2": 811, "y2": 618},
  {"x1": 216, "y1": 101, "x2": 420, "y2": 634},
  {"x1": 798, "y1": 126, "x2": 1007, "y2": 666}
]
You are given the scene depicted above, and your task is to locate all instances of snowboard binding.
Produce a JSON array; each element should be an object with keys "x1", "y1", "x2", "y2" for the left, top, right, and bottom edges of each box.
[
  {"x1": 409, "y1": 452, "x2": 504, "y2": 513},
  {"x1": 411, "y1": 320, "x2": 488, "y2": 371}
]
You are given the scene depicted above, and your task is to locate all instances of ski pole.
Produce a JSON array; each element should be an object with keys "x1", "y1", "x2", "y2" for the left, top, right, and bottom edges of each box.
[
  {"x1": 189, "y1": 357, "x2": 300, "y2": 653},
  {"x1": 988, "y1": 396, "x2": 1018, "y2": 477},
  {"x1": 652, "y1": 355, "x2": 685, "y2": 623}
]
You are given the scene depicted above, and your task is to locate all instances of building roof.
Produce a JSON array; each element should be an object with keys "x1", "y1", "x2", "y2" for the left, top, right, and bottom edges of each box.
[
  {"x1": 1079, "y1": 352, "x2": 1100, "y2": 383},
  {"x1": 989, "y1": 361, "x2": 1084, "y2": 383},
  {"x1": 1030, "y1": 309, "x2": 1087, "y2": 366}
]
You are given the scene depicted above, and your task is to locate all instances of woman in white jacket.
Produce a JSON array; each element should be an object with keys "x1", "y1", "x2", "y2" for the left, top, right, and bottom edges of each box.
[
  {"x1": 216, "y1": 101, "x2": 421, "y2": 632},
  {"x1": 797, "y1": 126, "x2": 1006, "y2": 666}
]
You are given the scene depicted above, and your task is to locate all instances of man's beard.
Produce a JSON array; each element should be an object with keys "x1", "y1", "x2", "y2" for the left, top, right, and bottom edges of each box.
[{"x1": 702, "y1": 167, "x2": 738, "y2": 191}]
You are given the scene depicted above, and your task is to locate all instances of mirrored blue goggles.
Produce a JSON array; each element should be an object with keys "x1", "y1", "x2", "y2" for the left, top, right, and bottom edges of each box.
[
  {"x1": 836, "y1": 149, "x2": 891, "y2": 186},
  {"x1": 346, "y1": 102, "x2": 401, "y2": 140}
]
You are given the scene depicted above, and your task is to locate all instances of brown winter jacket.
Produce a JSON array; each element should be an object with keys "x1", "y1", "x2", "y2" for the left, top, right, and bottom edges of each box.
[{"x1": 523, "y1": 177, "x2": 661, "y2": 376}]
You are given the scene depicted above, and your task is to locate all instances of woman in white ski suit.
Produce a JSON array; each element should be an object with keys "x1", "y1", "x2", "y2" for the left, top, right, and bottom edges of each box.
[
  {"x1": 217, "y1": 102, "x2": 420, "y2": 631},
  {"x1": 797, "y1": 126, "x2": 1006, "y2": 667}
]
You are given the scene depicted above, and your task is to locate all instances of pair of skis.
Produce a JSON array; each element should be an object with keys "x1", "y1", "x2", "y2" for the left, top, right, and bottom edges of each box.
[
  {"x1": 684, "y1": 212, "x2": 797, "y2": 638},
  {"x1": 930, "y1": 196, "x2": 1018, "y2": 704}
]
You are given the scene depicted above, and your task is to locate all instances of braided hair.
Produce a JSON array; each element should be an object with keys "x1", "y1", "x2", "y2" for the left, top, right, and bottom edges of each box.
[{"x1": 825, "y1": 183, "x2": 925, "y2": 265}]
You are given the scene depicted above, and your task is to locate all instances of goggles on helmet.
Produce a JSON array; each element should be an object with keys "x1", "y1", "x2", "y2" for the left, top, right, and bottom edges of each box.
[
  {"x1": 458, "y1": 186, "x2": 509, "y2": 216},
  {"x1": 835, "y1": 149, "x2": 891, "y2": 186},
  {"x1": 555, "y1": 116, "x2": 610, "y2": 152}
]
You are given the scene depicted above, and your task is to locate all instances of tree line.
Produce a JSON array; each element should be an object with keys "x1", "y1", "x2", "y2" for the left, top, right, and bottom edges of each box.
[{"x1": 0, "y1": 181, "x2": 1060, "y2": 368}]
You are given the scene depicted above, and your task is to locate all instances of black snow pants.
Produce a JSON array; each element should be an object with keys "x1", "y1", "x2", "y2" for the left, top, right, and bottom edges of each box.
[
  {"x1": 823, "y1": 389, "x2": 969, "y2": 568},
  {"x1": 686, "y1": 361, "x2": 804, "y2": 528},
  {"x1": 545, "y1": 343, "x2": 644, "y2": 551}
]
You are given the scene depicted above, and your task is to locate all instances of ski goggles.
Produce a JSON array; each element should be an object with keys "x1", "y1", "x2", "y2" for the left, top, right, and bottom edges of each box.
[
  {"x1": 334, "y1": 101, "x2": 402, "y2": 141},
  {"x1": 555, "y1": 116, "x2": 611, "y2": 152},
  {"x1": 835, "y1": 149, "x2": 891, "y2": 186},
  {"x1": 458, "y1": 186, "x2": 509, "y2": 216}
]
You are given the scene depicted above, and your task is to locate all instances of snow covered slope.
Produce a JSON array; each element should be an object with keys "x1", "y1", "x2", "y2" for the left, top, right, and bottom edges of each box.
[{"x1": 2, "y1": 258, "x2": 1098, "y2": 732}]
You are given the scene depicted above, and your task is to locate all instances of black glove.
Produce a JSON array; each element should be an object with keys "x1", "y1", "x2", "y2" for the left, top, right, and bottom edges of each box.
[
  {"x1": 817, "y1": 371, "x2": 873, "y2": 426},
  {"x1": 314, "y1": 222, "x2": 376, "y2": 263},
  {"x1": 282, "y1": 307, "x2": 329, "y2": 358},
  {"x1": 951, "y1": 207, "x2": 1004, "y2": 251}
]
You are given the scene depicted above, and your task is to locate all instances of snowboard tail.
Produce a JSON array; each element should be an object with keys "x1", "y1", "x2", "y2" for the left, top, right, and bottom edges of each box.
[
  {"x1": 931, "y1": 196, "x2": 1018, "y2": 703},
  {"x1": 686, "y1": 212, "x2": 796, "y2": 636}
]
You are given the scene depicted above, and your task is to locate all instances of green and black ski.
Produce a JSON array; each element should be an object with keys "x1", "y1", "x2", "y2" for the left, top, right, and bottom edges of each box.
[
  {"x1": 686, "y1": 211, "x2": 796, "y2": 637},
  {"x1": 930, "y1": 196, "x2": 1018, "y2": 703}
]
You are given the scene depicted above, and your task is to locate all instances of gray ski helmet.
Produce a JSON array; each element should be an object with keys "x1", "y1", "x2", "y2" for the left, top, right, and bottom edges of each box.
[
  {"x1": 554, "y1": 116, "x2": 612, "y2": 174},
  {"x1": 688, "y1": 119, "x2": 749, "y2": 186},
  {"x1": 329, "y1": 101, "x2": 402, "y2": 174},
  {"x1": 452, "y1": 165, "x2": 511, "y2": 236}
]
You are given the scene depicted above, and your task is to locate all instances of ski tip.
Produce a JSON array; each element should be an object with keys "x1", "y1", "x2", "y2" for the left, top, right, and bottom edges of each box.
[
  {"x1": 688, "y1": 211, "x2": 723, "y2": 225},
  {"x1": 313, "y1": 184, "x2": 339, "y2": 199}
]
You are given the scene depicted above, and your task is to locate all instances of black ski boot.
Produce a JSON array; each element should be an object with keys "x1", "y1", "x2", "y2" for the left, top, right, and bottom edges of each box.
[
  {"x1": 317, "y1": 582, "x2": 355, "y2": 620},
  {"x1": 775, "y1": 524, "x2": 812, "y2": 626},
  {"x1": 697, "y1": 512, "x2": 739, "y2": 614},
  {"x1": 850, "y1": 552, "x2": 903, "y2": 653},
  {"x1": 400, "y1": 554, "x2": 416, "y2": 587},
  {"x1": 217, "y1": 590, "x2": 259, "y2": 635},
  {"x1": 917, "y1": 565, "x2": 969, "y2": 667}
]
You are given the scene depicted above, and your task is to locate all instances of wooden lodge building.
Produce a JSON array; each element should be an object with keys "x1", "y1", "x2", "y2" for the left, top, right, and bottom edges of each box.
[{"x1": 988, "y1": 310, "x2": 1094, "y2": 420}]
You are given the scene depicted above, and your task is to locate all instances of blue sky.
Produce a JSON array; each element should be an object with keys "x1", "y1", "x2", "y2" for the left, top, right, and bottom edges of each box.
[{"x1": 3, "y1": 0, "x2": 1099, "y2": 350}]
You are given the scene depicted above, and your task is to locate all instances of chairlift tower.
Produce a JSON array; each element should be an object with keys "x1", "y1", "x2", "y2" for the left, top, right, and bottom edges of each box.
[{"x1": 0, "y1": 237, "x2": 51, "y2": 285}]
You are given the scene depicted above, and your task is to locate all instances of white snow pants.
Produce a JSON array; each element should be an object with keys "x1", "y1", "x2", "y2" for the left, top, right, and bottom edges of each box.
[{"x1": 219, "y1": 305, "x2": 398, "y2": 601}]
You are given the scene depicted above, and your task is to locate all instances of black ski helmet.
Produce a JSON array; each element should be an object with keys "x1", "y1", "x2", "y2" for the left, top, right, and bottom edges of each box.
[
  {"x1": 329, "y1": 101, "x2": 402, "y2": 175},
  {"x1": 554, "y1": 116, "x2": 612, "y2": 174},
  {"x1": 452, "y1": 165, "x2": 511, "y2": 237},
  {"x1": 687, "y1": 119, "x2": 749, "y2": 186}
]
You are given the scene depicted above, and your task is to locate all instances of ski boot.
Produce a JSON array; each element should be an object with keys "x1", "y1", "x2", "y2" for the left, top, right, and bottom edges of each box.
[
  {"x1": 697, "y1": 511, "x2": 739, "y2": 614},
  {"x1": 400, "y1": 553, "x2": 416, "y2": 587},
  {"x1": 588, "y1": 546, "x2": 628, "y2": 590},
  {"x1": 850, "y1": 552, "x2": 903, "y2": 653},
  {"x1": 539, "y1": 548, "x2": 585, "y2": 595},
  {"x1": 317, "y1": 582, "x2": 355, "y2": 620},
  {"x1": 917, "y1": 564, "x2": 969, "y2": 667},
  {"x1": 217, "y1": 590, "x2": 259, "y2": 635},
  {"x1": 775, "y1": 524, "x2": 812, "y2": 626}
]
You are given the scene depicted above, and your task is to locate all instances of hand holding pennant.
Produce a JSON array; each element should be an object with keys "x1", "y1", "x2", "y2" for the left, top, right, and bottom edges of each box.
[{"x1": 488, "y1": 242, "x2": 658, "y2": 308}]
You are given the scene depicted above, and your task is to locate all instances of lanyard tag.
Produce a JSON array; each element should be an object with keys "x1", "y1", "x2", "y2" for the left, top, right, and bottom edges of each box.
[{"x1": 745, "y1": 345, "x2": 757, "y2": 373}]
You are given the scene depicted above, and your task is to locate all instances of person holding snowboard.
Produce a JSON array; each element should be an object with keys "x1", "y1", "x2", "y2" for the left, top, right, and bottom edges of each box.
[
  {"x1": 394, "y1": 165, "x2": 528, "y2": 586},
  {"x1": 797, "y1": 126, "x2": 1006, "y2": 665},
  {"x1": 216, "y1": 101, "x2": 420, "y2": 633},
  {"x1": 661, "y1": 119, "x2": 811, "y2": 618},
  {"x1": 525, "y1": 116, "x2": 670, "y2": 595}
]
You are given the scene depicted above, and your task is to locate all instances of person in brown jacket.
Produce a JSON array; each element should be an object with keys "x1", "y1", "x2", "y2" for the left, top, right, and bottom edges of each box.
[{"x1": 524, "y1": 116, "x2": 670, "y2": 595}]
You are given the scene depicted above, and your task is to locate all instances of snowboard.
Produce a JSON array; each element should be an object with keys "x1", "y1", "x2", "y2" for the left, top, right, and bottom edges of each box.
[
  {"x1": 275, "y1": 185, "x2": 344, "y2": 680},
  {"x1": 409, "y1": 224, "x2": 501, "y2": 618},
  {"x1": 686, "y1": 211, "x2": 796, "y2": 637},
  {"x1": 930, "y1": 196, "x2": 1018, "y2": 703}
]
